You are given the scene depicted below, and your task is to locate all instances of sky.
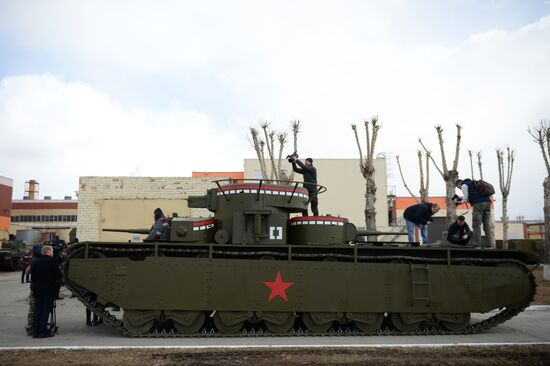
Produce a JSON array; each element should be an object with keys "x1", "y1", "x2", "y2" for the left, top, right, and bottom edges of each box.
[{"x1": 0, "y1": 0, "x2": 549, "y2": 221}]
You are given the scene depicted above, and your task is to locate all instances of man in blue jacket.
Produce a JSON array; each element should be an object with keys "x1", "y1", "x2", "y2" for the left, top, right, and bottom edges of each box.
[
  {"x1": 403, "y1": 202, "x2": 440, "y2": 244},
  {"x1": 455, "y1": 178, "x2": 494, "y2": 247}
]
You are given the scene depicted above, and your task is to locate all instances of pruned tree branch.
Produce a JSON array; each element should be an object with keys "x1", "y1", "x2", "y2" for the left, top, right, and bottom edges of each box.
[
  {"x1": 528, "y1": 120, "x2": 550, "y2": 175},
  {"x1": 468, "y1": 150, "x2": 474, "y2": 179},
  {"x1": 477, "y1": 151, "x2": 484, "y2": 180},
  {"x1": 276, "y1": 131, "x2": 288, "y2": 181},
  {"x1": 250, "y1": 127, "x2": 268, "y2": 179},
  {"x1": 351, "y1": 124, "x2": 366, "y2": 176},
  {"x1": 419, "y1": 138, "x2": 443, "y2": 177},
  {"x1": 289, "y1": 120, "x2": 301, "y2": 181},
  {"x1": 452, "y1": 124, "x2": 462, "y2": 172},
  {"x1": 396, "y1": 155, "x2": 419, "y2": 202}
]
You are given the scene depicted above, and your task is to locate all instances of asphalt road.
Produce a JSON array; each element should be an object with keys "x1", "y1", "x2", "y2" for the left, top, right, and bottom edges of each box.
[{"x1": 1, "y1": 270, "x2": 549, "y2": 349}]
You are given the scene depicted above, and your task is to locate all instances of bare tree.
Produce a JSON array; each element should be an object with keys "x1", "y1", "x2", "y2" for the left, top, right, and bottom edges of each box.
[
  {"x1": 250, "y1": 121, "x2": 298, "y2": 182},
  {"x1": 395, "y1": 150, "x2": 430, "y2": 203},
  {"x1": 419, "y1": 124, "x2": 462, "y2": 226},
  {"x1": 496, "y1": 147, "x2": 515, "y2": 249},
  {"x1": 528, "y1": 120, "x2": 550, "y2": 280},
  {"x1": 351, "y1": 117, "x2": 381, "y2": 233}
]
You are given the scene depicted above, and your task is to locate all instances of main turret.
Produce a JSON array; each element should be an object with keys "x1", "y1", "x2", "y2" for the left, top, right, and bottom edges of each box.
[{"x1": 188, "y1": 179, "x2": 357, "y2": 245}]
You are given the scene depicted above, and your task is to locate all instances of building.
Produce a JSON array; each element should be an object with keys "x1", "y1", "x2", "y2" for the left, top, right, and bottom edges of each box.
[
  {"x1": 244, "y1": 158, "x2": 389, "y2": 229},
  {"x1": 0, "y1": 176, "x2": 13, "y2": 238},
  {"x1": 76, "y1": 176, "x2": 230, "y2": 242},
  {"x1": 10, "y1": 197, "x2": 78, "y2": 243}
]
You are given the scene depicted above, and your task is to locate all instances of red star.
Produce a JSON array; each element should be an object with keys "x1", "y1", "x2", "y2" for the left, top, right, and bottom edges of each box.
[{"x1": 263, "y1": 271, "x2": 295, "y2": 302}]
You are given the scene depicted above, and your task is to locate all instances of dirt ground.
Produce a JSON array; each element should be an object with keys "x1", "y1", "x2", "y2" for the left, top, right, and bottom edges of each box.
[
  {"x1": 533, "y1": 267, "x2": 550, "y2": 305},
  {"x1": 1, "y1": 346, "x2": 550, "y2": 366}
]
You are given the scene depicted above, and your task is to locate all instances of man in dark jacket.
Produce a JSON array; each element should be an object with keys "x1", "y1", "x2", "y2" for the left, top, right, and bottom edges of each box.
[
  {"x1": 456, "y1": 178, "x2": 494, "y2": 247},
  {"x1": 25, "y1": 243, "x2": 43, "y2": 335},
  {"x1": 30, "y1": 245, "x2": 62, "y2": 338},
  {"x1": 447, "y1": 215, "x2": 472, "y2": 245},
  {"x1": 290, "y1": 156, "x2": 318, "y2": 216},
  {"x1": 403, "y1": 202, "x2": 440, "y2": 244},
  {"x1": 146, "y1": 208, "x2": 171, "y2": 240}
]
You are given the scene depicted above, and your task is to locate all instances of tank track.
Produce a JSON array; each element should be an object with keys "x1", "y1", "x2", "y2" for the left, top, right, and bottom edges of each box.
[{"x1": 63, "y1": 245, "x2": 538, "y2": 338}]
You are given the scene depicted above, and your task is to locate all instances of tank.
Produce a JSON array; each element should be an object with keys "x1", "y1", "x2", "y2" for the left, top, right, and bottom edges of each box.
[
  {"x1": 63, "y1": 179, "x2": 540, "y2": 336},
  {"x1": 0, "y1": 238, "x2": 27, "y2": 270}
]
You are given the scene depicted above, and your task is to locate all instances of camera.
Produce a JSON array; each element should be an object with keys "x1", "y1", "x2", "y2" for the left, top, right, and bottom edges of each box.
[
  {"x1": 451, "y1": 194, "x2": 463, "y2": 206},
  {"x1": 286, "y1": 151, "x2": 298, "y2": 163}
]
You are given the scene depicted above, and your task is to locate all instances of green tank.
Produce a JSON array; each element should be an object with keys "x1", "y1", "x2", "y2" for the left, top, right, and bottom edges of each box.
[
  {"x1": 63, "y1": 179, "x2": 540, "y2": 337},
  {"x1": 0, "y1": 238, "x2": 26, "y2": 271}
]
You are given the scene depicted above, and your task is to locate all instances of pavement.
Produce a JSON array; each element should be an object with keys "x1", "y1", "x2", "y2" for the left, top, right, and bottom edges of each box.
[{"x1": 1, "y1": 270, "x2": 549, "y2": 349}]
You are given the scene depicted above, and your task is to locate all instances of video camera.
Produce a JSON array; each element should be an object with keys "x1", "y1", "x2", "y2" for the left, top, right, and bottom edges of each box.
[
  {"x1": 286, "y1": 151, "x2": 298, "y2": 163},
  {"x1": 451, "y1": 194, "x2": 463, "y2": 206}
]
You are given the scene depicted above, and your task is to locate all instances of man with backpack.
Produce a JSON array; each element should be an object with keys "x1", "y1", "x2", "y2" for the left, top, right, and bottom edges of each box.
[{"x1": 455, "y1": 178, "x2": 495, "y2": 248}]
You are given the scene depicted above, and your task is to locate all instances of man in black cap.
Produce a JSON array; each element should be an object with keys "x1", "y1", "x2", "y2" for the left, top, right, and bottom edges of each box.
[
  {"x1": 290, "y1": 156, "x2": 319, "y2": 216},
  {"x1": 447, "y1": 215, "x2": 472, "y2": 245},
  {"x1": 146, "y1": 208, "x2": 171, "y2": 240}
]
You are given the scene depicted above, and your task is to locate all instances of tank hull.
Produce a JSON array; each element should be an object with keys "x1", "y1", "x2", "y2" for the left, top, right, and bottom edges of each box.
[{"x1": 64, "y1": 241, "x2": 538, "y2": 336}]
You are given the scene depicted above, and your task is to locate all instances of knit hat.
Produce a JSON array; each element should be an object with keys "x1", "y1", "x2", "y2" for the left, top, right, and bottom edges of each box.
[{"x1": 154, "y1": 208, "x2": 164, "y2": 220}]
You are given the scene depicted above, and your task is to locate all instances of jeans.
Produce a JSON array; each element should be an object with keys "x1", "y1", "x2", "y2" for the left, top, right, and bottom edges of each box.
[
  {"x1": 406, "y1": 219, "x2": 429, "y2": 244},
  {"x1": 472, "y1": 201, "x2": 494, "y2": 247},
  {"x1": 33, "y1": 294, "x2": 54, "y2": 336}
]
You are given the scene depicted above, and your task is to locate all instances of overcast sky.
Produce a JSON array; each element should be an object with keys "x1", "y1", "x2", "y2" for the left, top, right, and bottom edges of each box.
[{"x1": 1, "y1": 0, "x2": 549, "y2": 220}]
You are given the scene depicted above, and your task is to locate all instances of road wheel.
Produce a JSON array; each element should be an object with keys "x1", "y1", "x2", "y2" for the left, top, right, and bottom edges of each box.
[{"x1": 302, "y1": 312, "x2": 334, "y2": 333}]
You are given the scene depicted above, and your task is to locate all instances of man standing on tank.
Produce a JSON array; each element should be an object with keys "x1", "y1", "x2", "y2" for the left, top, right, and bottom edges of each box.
[
  {"x1": 290, "y1": 155, "x2": 319, "y2": 216},
  {"x1": 455, "y1": 179, "x2": 494, "y2": 247},
  {"x1": 403, "y1": 202, "x2": 440, "y2": 245}
]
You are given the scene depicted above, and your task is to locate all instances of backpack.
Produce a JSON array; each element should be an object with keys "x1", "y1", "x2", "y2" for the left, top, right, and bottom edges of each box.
[{"x1": 474, "y1": 179, "x2": 495, "y2": 196}]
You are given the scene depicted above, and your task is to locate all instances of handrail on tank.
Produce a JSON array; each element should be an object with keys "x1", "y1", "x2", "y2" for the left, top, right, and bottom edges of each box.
[
  {"x1": 212, "y1": 179, "x2": 327, "y2": 203},
  {"x1": 214, "y1": 181, "x2": 230, "y2": 202}
]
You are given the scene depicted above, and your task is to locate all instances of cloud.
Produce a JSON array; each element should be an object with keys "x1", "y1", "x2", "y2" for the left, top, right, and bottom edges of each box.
[
  {"x1": 0, "y1": 3, "x2": 549, "y2": 219},
  {"x1": 0, "y1": 74, "x2": 248, "y2": 199}
]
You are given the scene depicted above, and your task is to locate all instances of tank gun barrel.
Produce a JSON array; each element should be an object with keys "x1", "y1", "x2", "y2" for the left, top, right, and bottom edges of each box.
[{"x1": 102, "y1": 228, "x2": 150, "y2": 235}]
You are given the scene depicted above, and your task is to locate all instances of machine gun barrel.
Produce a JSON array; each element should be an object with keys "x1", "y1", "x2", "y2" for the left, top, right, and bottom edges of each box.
[{"x1": 102, "y1": 228, "x2": 150, "y2": 235}]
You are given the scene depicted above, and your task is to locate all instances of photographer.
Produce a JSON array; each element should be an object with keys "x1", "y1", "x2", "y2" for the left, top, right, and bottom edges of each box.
[
  {"x1": 288, "y1": 153, "x2": 319, "y2": 216},
  {"x1": 447, "y1": 215, "x2": 472, "y2": 245},
  {"x1": 455, "y1": 178, "x2": 494, "y2": 247},
  {"x1": 403, "y1": 202, "x2": 440, "y2": 245}
]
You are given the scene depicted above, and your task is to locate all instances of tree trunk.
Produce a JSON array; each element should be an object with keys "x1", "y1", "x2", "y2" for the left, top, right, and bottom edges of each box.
[
  {"x1": 365, "y1": 172, "x2": 377, "y2": 235},
  {"x1": 444, "y1": 170, "x2": 458, "y2": 227},
  {"x1": 544, "y1": 177, "x2": 550, "y2": 280},
  {"x1": 502, "y1": 196, "x2": 509, "y2": 249}
]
